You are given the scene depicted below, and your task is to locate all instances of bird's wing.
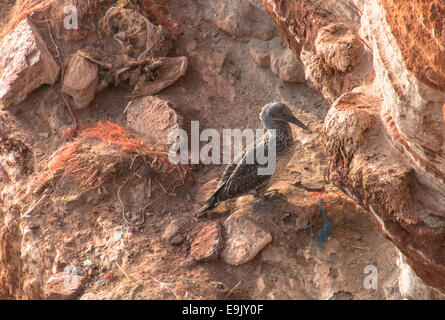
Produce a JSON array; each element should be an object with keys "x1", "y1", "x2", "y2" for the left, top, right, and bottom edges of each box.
[
  {"x1": 217, "y1": 144, "x2": 246, "y2": 188},
  {"x1": 224, "y1": 138, "x2": 272, "y2": 198},
  {"x1": 225, "y1": 162, "x2": 271, "y2": 198},
  {"x1": 218, "y1": 160, "x2": 239, "y2": 188}
]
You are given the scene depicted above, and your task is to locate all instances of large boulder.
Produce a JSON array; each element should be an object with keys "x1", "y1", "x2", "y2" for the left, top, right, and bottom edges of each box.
[
  {"x1": 0, "y1": 18, "x2": 60, "y2": 108},
  {"x1": 263, "y1": 0, "x2": 445, "y2": 294}
]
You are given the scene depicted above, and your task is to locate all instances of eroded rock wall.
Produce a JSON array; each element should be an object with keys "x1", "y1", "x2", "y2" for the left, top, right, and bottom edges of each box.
[{"x1": 263, "y1": 0, "x2": 445, "y2": 293}]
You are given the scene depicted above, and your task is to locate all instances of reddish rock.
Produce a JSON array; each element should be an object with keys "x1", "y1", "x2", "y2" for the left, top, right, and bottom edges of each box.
[
  {"x1": 221, "y1": 210, "x2": 272, "y2": 265},
  {"x1": 62, "y1": 53, "x2": 99, "y2": 109},
  {"x1": 104, "y1": 271, "x2": 115, "y2": 281},
  {"x1": 23, "y1": 278, "x2": 43, "y2": 300},
  {"x1": 126, "y1": 96, "x2": 183, "y2": 147},
  {"x1": 189, "y1": 221, "x2": 223, "y2": 262},
  {"x1": 162, "y1": 220, "x2": 184, "y2": 245},
  {"x1": 315, "y1": 23, "x2": 363, "y2": 73},
  {"x1": 45, "y1": 272, "x2": 85, "y2": 300},
  {"x1": 0, "y1": 18, "x2": 59, "y2": 108},
  {"x1": 249, "y1": 47, "x2": 270, "y2": 68},
  {"x1": 298, "y1": 178, "x2": 325, "y2": 192},
  {"x1": 270, "y1": 48, "x2": 305, "y2": 83},
  {"x1": 170, "y1": 234, "x2": 185, "y2": 246}
]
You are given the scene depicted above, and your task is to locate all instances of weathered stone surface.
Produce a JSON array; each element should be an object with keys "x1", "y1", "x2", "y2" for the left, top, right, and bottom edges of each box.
[
  {"x1": 62, "y1": 53, "x2": 98, "y2": 109},
  {"x1": 315, "y1": 23, "x2": 363, "y2": 73},
  {"x1": 270, "y1": 48, "x2": 305, "y2": 83},
  {"x1": 189, "y1": 221, "x2": 223, "y2": 262},
  {"x1": 298, "y1": 178, "x2": 325, "y2": 192},
  {"x1": 126, "y1": 96, "x2": 183, "y2": 147},
  {"x1": 0, "y1": 18, "x2": 59, "y2": 108},
  {"x1": 263, "y1": 0, "x2": 374, "y2": 103},
  {"x1": 397, "y1": 250, "x2": 445, "y2": 300},
  {"x1": 249, "y1": 47, "x2": 270, "y2": 68},
  {"x1": 170, "y1": 234, "x2": 185, "y2": 245},
  {"x1": 162, "y1": 220, "x2": 184, "y2": 245},
  {"x1": 263, "y1": 0, "x2": 445, "y2": 293},
  {"x1": 221, "y1": 211, "x2": 272, "y2": 265},
  {"x1": 162, "y1": 220, "x2": 181, "y2": 243},
  {"x1": 45, "y1": 272, "x2": 85, "y2": 300},
  {"x1": 208, "y1": 0, "x2": 275, "y2": 41}
]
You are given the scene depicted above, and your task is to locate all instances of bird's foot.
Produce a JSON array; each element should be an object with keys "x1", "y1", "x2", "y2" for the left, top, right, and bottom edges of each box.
[
  {"x1": 251, "y1": 189, "x2": 282, "y2": 210},
  {"x1": 263, "y1": 189, "x2": 283, "y2": 201}
]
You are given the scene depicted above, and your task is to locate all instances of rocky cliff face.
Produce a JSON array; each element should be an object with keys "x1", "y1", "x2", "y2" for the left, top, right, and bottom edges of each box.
[{"x1": 263, "y1": 0, "x2": 445, "y2": 293}]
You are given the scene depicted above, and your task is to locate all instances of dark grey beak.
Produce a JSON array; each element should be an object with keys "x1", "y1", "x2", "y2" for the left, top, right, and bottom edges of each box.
[{"x1": 287, "y1": 115, "x2": 309, "y2": 130}]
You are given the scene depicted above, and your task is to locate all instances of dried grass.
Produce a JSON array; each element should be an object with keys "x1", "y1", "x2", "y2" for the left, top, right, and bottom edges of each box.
[
  {"x1": 35, "y1": 121, "x2": 190, "y2": 194},
  {"x1": 79, "y1": 121, "x2": 143, "y2": 152}
]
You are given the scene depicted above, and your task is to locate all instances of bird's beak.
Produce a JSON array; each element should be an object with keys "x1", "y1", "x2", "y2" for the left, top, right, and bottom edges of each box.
[{"x1": 286, "y1": 115, "x2": 309, "y2": 130}]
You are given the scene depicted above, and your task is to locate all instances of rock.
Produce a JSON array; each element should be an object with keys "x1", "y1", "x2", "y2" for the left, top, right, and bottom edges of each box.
[
  {"x1": 270, "y1": 48, "x2": 305, "y2": 83},
  {"x1": 208, "y1": 0, "x2": 275, "y2": 41},
  {"x1": 62, "y1": 53, "x2": 98, "y2": 109},
  {"x1": 45, "y1": 272, "x2": 85, "y2": 300},
  {"x1": 249, "y1": 47, "x2": 270, "y2": 68},
  {"x1": 315, "y1": 23, "x2": 363, "y2": 73},
  {"x1": 169, "y1": 234, "x2": 185, "y2": 245},
  {"x1": 298, "y1": 178, "x2": 325, "y2": 192},
  {"x1": 23, "y1": 278, "x2": 43, "y2": 300},
  {"x1": 109, "y1": 227, "x2": 128, "y2": 244},
  {"x1": 85, "y1": 244, "x2": 94, "y2": 254},
  {"x1": 126, "y1": 96, "x2": 183, "y2": 147},
  {"x1": 221, "y1": 211, "x2": 272, "y2": 265},
  {"x1": 328, "y1": 290, "x2": 354, "y2": 300},
  {"x1": 162, "y1": 220, "x2": 181, "y2": 244},
  {"x1": 83, "y1": 259, "x2": 94, "y2": 269},
  {"x1": 0, "y1": 18, "x2": 59, "y2": 108},
  {"x1": 263, "y1": 0, "x2": 374, "y2": 104},
  {"x1": 189, "y1": 221, "x2": 223, "y2": 262},
  {"x1": 397, "y1": 251, "x2": 445, "y2": 300},
  {"x1": 51, "y1": 249, "x2": 67, "y2": 274}
]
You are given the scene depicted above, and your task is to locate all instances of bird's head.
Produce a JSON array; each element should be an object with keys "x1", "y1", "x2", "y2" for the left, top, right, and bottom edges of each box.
[{"x1": 260, "y1": 102, "x2": 309, "y2": 130}]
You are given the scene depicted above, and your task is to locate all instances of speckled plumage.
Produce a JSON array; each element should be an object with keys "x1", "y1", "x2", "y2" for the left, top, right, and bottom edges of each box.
[{"x1": 196, "y1": 102, "x2": 308, "y2": 215}]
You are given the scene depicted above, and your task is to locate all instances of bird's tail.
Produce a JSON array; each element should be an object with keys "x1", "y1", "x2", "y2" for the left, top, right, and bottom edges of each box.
[{"x1": 194, "y1": 194, "x2": 219, "y2": 217}]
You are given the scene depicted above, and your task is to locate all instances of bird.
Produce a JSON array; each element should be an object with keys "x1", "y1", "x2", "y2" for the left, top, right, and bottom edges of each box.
[{"x1": 195, "y1": 102, "x2": 309, "y2": 216}]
